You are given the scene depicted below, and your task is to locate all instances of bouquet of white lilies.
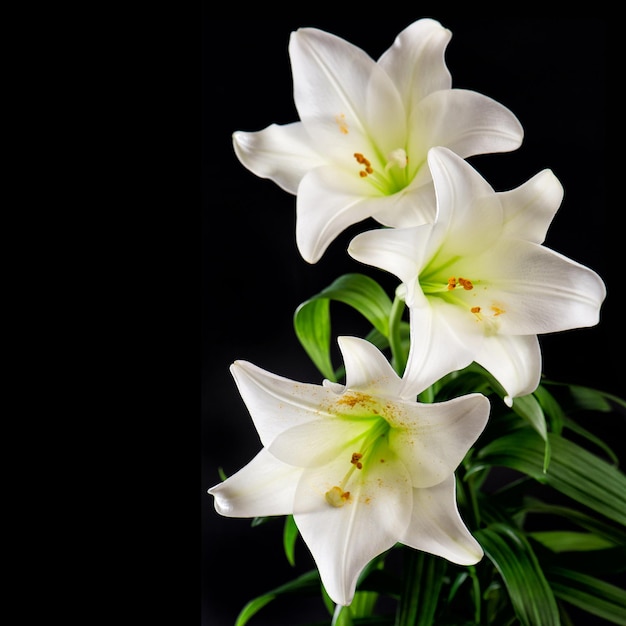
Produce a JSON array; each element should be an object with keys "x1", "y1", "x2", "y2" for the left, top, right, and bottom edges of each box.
[{"x1": 205, "y1": 19, "x2": 625, "y2": 626}]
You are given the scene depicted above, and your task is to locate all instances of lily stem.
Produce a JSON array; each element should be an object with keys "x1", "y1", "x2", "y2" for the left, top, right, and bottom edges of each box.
[{"x1": 389, "y1": 293, "x2": 407, "y2": 376}]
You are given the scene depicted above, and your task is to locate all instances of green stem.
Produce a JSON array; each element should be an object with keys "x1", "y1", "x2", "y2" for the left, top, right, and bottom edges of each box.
[
  {"x1": 389, "y1": 294, "x2": 407, "y2": 376},
  {"x1": 468, "y1": 565, "x2": 482, "y2": 624}
]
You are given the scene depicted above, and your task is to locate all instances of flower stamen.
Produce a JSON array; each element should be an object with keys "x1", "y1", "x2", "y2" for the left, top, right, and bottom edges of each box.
[
  {"x1": 324, "y1": 418, "x2": 389, "y2": 508},
  {"x1": 325, "y1": 486, "x2": 351, "y2": 507}
]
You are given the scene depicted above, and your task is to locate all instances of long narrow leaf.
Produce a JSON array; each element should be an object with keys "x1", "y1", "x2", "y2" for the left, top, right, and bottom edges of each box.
[
  {"x1": 234, "y1": 569, "x2": 322, "y2": 626},
  {"x1": 476, "y1": 523, "x2": 560, "y2": 626},
  {"x1": 475, "y1": 429, "x2": 626, "y2": 526},
  {"x1": 546, "y1": 566, "x2": 626, "y2": 626},
  {"x1": 511, "y1": 393, "x2": 550, "y2": 472}
]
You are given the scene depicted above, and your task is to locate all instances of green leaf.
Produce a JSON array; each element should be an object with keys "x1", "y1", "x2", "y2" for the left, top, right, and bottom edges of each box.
[
  {"x1": 476, "y1": 523, "x2": 560, "y2": 626},
  {"x1": 511, "y1": 393, "x2": 551, "y2": 472},
  {"x1": 562, "y1": 416, "x2": 619, "y2": 466},
  {"x1": 235, "y1": 594, "x2": 275, "y2": 626},
  {"x1": 234, "y1": 569, "x2": 322, "y2": 626},
  {"x1": 521, "y1": 498, "x2": 626, "y2": 545},
  {"x1": 533, "y1": 383, "x2": 565, "y2": 435},
  {"x1": 283, "y1": 514, "x2": 298, "y2": 566},
  {"x1": 546, "y1": 566, "x2": 626, "y2": 625},
  {"x1": 475, "y1": 429, "x2": 626, "y2": 526},
  {"x1": 294, "y1": 296, "x2": 334, "y2": 380},
  {"x1": 294, "y1": 273, "x2": 393, "y2": 381},
  {"x1": 529, "y1": 530, "x2": 614, "y2": 552}
]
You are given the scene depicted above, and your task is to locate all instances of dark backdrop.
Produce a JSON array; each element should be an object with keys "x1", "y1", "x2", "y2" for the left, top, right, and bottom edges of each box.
[{"x1": 202, "y1": 16, "x2": 622, "y2": 626}]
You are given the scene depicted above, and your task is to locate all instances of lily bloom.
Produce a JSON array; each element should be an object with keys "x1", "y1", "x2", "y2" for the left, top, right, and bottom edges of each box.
[
  {"x1": 209, "y1": 336, "x2": 489, "y2": 606},
  {"x1": 233, "y1": 19, "x2": 523, "y2": 263},
  {"x1": 348, "y1": 146, "x2": 607, "y2": 405}
]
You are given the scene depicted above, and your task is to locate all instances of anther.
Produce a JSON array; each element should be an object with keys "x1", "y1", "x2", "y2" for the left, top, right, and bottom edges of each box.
[
  {"x1": 351, "y1": 452, "x2": 363, "y2": 470},
  {"x1": 471, "y1": 306, "x2": 481, "y2": 314},
  {"x1": 447, "y1": 277, "x2": 457, "y2": 290},
  {"x1": 458, "y1": 277, "x2": 474, "y2": 290},
  {"x1": 325, "y1": 486, "x2": 350, "y2": 507},
  {"x1": 354, "y1": 153, "x2": 374, "y2": 178}
]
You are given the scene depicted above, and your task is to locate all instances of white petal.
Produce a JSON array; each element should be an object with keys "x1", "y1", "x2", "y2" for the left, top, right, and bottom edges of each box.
[
  {"x1": 348, "y1": 224, "x2": 434, "y2": 289},
  {"x1": 296, "y1": 165, "x2": 384, "y2": 263},
  {"x1": 400, "y1": 475, "x2": 483, "y2": 565},
  {"x1": 232, "y1": 123, "x2": 325, "y2": 194},
  {"x1": 427, "y1": 147, "x2": 503, "y2": 256},
  {"x1": 294, "y1": 445, "x2": 413, "y2": 605},
  {"x1": 409, "y1": 90, "x2": 523, "y2": 164},
  {"x1": 289, "y1": 28, "x2": 406, "y2": 160},
  {"x1": 474, "y1": 334, "x2": 541, "y2": 401},
  {"x1": 466, "y1": 239, "x2": 606, "y2": 334},
  {"x1": 378, "y1": 18, "x2": 452, "y2": 113},
  {"x1": 208, "y1": 449, "x2": 301, "y2": 517},
  {"x1": 498, "y1": 169, "x2": 564, "y2": 243},
  {"x1": 269, "y1": 417, "x2": 374, "y2": 468},
  {"x1": 388, "y1": 394, "x2": 490, "y2": 487},
  {"x1": 371, "y1": 177, "x2": 437, "y2": 229},
  {"x1": 338, "y1": 336, "x2": 402, "y2": 396},
  {"x1": 230, "y1": 360, "x2": 337, "y2": 448},
  {"x1": 399, "y1": 300, "x2": 478, "y2": 399}
]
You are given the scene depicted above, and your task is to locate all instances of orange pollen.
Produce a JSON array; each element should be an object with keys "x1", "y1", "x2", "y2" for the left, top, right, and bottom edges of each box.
[
  {"x1": 351, "y1": 452, "x2": 363, "y2": 469},
  {"x1": 354, "y1": 152, "x2": 374, "y2": 178},
  {"x1": 447, "y1": 277, "x2": 457, "y2": 290},
  {"x1": 335, "y1": 114, "x2": 349, "y2": 134},
  {"x1": 458, "y1": 277, "x2": 474, "y2": 290},
  {"x1": 471, "y1": 306, "x2": 481, "y2": 314},
  {"x1": 491, "y1": 305, "x2": 505, "y2": 316}
]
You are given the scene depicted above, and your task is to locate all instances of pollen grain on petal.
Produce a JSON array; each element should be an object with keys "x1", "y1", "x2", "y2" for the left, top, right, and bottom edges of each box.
[{"x1": 335, "y1": 113, "x2": 349, "y2": 134}]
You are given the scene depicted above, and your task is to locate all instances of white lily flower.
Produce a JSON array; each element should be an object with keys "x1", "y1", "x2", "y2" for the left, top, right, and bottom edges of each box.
[
  {"x1": 348, "y1": 146, "x2": 607, "y2": 405},
  {"x1": 233, "y1": 19, "x2": 524, "y2": 263},
  {"x1": 209, "y1": 336, "x2": 489, "y2": 606}
]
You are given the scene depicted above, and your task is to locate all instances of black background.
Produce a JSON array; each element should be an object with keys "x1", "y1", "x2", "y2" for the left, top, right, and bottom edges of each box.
[{"x1": 202, "y1": 16, "x2": 623, "y2": 626}]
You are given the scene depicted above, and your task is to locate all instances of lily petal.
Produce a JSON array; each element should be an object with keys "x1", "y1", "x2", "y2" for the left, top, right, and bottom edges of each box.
[
  {"x1": 269, "y1": 417, "x2": 375, "y2": 469},
  {"x1": 388, "y1": 393, "x2": 490, "y2": 487},
  {"x1": 209, "y1": 448, "x2": 301, "y2": 518},
  {"x1": 400, "y1": 475, "x2": 483, "y2": 565},
  {"x1": 296, "y1": 165, "x2": 385, "y2": 263},
  {"x1": 289, "y1": 27, "x2": 406, "y2": 159},
  {"x1": 230, "y1": 360, "x2": 337, "y2": 448},
  {"x1": 294, "y1": 445, "x2": 413, "y2": 605},
  {"x1": 466, "y1": 239, "x2": 606, "y2": 334},
  {"x1": 232, "y1": 122, "x2": 325, "y2": 194},
  {"x1": 378, "y1": 18, "x2": 452, "y2": 113},
  {"x1": 409, "y1": 89, "x2": 523, "y2": 164},
  {"x1": 348, "y1": 224, "x2": 434, "y2": 291},
  {"x1": 474, "y1": 334, "x2": 541, "y2": 404},
  {"x1": 338, "y1": 335, "x2": 402, "y2": 396},
  {"x1": 498, "y1": 169, "x2": 563, "y2": 243},
  {"x1": 399, "y1": 301, "x2": 478, "y2": 399}
]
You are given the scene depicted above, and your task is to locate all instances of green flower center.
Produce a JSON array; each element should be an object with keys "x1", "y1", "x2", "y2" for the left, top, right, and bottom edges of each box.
[
  {"x1": 325, "y1": 393, "x2": 391, "y2": 507},
  {"x1": 353, "y1": 148, "x2": 410, "y2": 195}
]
